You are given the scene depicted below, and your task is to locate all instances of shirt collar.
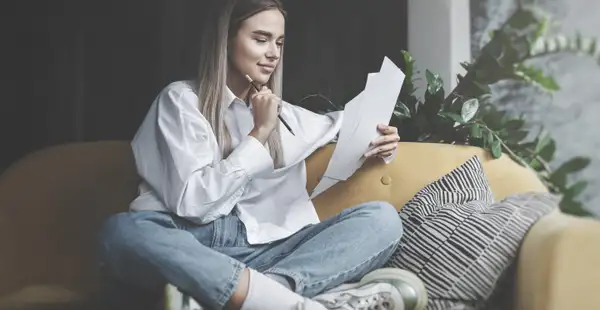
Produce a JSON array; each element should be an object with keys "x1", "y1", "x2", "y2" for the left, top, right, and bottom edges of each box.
[{"x1": 223, "y1": 86, "x2": 248, "y2": 108}]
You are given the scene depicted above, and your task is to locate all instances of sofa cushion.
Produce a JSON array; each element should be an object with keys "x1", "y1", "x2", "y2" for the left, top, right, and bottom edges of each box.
[
  {"x1": 0, "y1": 284, "x2": 84, "y2": 310},
  {"x1": 0, "y1": 141, "x2": 139, "y2": 298},
  {"x1": 385, "y1": 156, "x2": 557, "y2": 309}
]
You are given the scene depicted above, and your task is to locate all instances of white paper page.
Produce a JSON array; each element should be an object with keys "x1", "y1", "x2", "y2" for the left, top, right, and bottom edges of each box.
[
  {"x1": 334, "y1": 91, "x2": 364, "y2": 148},
  {"x1": 308, "y1": 93, "x2": 363, "y2": 198},
  {"x1": 323, "y1": 57, "x2": 405, "y2": 181},
  {"x1": 337, "y1": 73, "x2": 380, "y2": 147},
  {"x1": 329, "y1": 73, "x2": 387, "y2": 180},
  {"x1": 327, "y1": 74, "x2": 379, "y2": 178},
  {"x1": 309, "y1": 92, "x2": 363, "y2": 198},
  {"x1": 310, "y1": 176, "x2": 340, "y2": 199}
]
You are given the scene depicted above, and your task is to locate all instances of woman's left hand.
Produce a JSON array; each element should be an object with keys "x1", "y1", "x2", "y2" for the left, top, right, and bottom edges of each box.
[{"x1": 364, "y1": 124, "x2": 400, "y2": 159}]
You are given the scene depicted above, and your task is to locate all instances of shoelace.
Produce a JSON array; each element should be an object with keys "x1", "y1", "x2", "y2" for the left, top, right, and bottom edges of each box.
[
  {"x1": 352, "y1": 294, "x2": 392, "y2": 310},
  {"x1": 316, "y1": 292, "x2": 392, "y2": 310}
]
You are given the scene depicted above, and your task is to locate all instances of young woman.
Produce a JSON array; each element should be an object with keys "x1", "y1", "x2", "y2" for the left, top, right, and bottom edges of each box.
[{"x1": 98, "y1": 0, "x2": 427, "y2": 309}]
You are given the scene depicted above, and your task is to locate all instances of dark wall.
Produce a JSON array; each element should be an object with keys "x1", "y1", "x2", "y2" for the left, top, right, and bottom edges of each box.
[
  {"x1": 0, "y1": 0, "x2": 407, "y2": 172},
  {"x1": 1, "y1": 0, "x2": 165, "y2": 171}
]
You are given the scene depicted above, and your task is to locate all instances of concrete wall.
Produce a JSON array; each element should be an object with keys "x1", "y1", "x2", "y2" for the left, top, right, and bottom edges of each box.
[{"x1": 471, "y1": 0, "x2": 600, "y2": 215}]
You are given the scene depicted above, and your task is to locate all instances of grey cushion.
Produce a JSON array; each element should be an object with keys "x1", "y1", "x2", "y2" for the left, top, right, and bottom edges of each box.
[{"x1": 385, "y1": 156, "x2": 558, "y2": 309}]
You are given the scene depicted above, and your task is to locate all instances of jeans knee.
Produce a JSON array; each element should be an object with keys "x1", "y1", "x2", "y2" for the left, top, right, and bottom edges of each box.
[
  {"x1": 97, "y1": 212, "x2": 170, "y2": 293},
  {"x1": 97, "y1": 213, "x2": 136, "y2": 266},
  {"x1": 99, "y1": 213, "x2": 133, "y2": 244},
  {"x1": 359, "y1": 201, "x2": 403, "y2": 242}
]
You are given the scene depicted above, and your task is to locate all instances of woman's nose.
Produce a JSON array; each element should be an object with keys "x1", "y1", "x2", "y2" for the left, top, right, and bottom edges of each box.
[{"x1": 266, "y1": 43, "x2": 280, "y2": 59}]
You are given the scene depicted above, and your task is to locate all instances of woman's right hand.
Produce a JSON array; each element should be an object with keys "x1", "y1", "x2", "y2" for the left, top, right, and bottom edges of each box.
[{"x1": 249, "y1": 86, "x2": 280, "y2": 143}]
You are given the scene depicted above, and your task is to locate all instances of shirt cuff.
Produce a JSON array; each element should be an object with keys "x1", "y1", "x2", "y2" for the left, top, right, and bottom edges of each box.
[{"x1": 228, "y1": 135, "x2": 274, "y2": 178}]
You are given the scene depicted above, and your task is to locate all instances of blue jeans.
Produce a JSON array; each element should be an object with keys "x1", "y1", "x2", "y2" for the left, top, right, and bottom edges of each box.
[{"x1": 97, "y1": 201, "x2": 403, "y2": 309}]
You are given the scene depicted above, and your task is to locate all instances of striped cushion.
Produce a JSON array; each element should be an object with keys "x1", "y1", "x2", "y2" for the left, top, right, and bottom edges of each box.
[{"x1": 385, "y1": 156, "x2": 557, "y2": 309}]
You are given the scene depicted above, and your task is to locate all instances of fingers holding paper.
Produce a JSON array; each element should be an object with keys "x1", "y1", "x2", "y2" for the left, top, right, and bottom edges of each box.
[
  {"x1": 377, "y1": 123, "x2": 398, "y2": 136},
  {"x1": 364, "y1": 124, "x2": 400, "y2": 158}
]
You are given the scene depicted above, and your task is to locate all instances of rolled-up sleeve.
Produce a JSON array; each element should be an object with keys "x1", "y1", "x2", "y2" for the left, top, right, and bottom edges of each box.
[{"x1": 132, "y1": 83, "x2": 274, "y2": 223}]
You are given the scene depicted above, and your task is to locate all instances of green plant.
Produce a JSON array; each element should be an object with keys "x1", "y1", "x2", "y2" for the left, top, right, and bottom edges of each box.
[{"x1": 301, "y1": 5, "x2": 599, "y2": 217}]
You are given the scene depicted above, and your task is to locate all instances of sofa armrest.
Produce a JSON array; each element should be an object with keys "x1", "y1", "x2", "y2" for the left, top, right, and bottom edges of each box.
[{"x1": 516, "y1": 210, "x2": 600, "y2": 310}]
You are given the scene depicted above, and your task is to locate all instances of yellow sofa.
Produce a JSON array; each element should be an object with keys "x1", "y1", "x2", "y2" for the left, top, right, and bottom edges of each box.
[{"x1": 0, "y1": 141, "x2": 598, "y2": 310}]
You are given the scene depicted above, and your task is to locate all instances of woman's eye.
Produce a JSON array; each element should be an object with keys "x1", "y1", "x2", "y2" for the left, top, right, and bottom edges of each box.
[
  {"x1": 276, "y1": 41, "x2": 284, "y2": 47},
  {"x1": 255, "y1": 38, "x2": 267, "y2": 43}
]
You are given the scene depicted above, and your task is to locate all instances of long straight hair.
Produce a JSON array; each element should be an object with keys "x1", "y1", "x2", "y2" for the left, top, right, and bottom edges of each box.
[{"x1": 196, "y1": 0, "x2": 286, "y2": 168}]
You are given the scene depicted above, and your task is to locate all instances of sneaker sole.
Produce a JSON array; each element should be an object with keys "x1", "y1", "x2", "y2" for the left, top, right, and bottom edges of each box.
[
  {"x1": 164, "y1": 284, "x2": 206, "y2": 310},
  {"x1": 359, "y1": 268, "x2": 428, "y2": 310},
  {"x1": 164, "y1": 284, "x2": 182, "y2": 310}
]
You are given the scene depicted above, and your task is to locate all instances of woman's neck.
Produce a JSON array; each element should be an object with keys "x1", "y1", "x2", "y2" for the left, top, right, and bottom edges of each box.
[{"x1": 227, "y1": 71, "x2": 252, "y2": 101}]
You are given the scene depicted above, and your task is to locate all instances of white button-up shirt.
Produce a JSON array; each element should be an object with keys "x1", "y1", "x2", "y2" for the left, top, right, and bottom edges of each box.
[{"x1": 130, "y1": 80, "x2": 343, "y2": 244}]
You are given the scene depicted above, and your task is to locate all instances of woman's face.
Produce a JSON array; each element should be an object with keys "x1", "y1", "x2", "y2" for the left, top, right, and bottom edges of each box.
[{"x1": 229, "y1": 8, "x2": 285, "y2": 86}]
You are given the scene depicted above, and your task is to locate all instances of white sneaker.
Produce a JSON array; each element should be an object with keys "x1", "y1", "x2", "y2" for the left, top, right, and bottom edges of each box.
[
  {"x1": 164, "y1": 284, "x2": 204, "y2": 310},
  {"x1": 313, "y1": 268, "x2": 428, "y2": 310},
  {"x1": 314, "y1": 282, "x2": 404, "y2": 309}
]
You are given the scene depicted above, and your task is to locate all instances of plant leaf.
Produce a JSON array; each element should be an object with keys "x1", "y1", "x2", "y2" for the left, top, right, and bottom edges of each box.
[
  {"x1": 513, "y1": 64, "x2": 560, "y2": 91},
  {"x1": 461, "y1": 98, "x2": 480, "y2": 123},
  {"x1": 400, "y1": 50, "x2": 417, "y2": 95},
  {"x1": 506, "y1": 130, "x2": 529, "y2": 142},
  {"x1": 534, "y1": 134, "x2": 550, "y2": 152},
  {"x1": 401, "y1": 50, "x2": 414, "y2": 78},
  {"x1": 481, "y1": 107, "x2": 507, "y2": 130},
  {"x1": 491, "y1": 138, "x2": 502, "y2": 158},
  {"x1": 530, "y1": 158, "x2": 542, "y2": 170},
  {"x1": 564, "y1": 180, "x2": 588, "y2": 199},
  {"x1": 394, "y1": 102, "x2": 411, "y2": 118},
  {"x1": 549, "y1": 173, "x2": 567, "y2": 189},
  {"x1": 483, "y1": 129, "x2": 494, "y2": 149},
  {"x1": 530, "y1": 34, "x2": 600, "y2": 62},
  {"x1": 425, "y1": 70, "x2": 443, "y2": 94},
  {"x1": 470, "y1": 123, "x2": 483, "y2": 138},
  {"x1": 393, "y1": 110, "x2": 409, "y2": 120},
  {"x1": 536, "y1": 136, "x2": 556, "y2": 161},
  {"x1": 548, "y1": 157, "x2": 589, "y2": 190},
  {"x1": 439, "y1": 112, "x2": 464, "y2": 124},
  {"x1": 560, "y1": 198, "x2": 591, "y2": 217},
  {"x1": 460, "y1": 61, "x2": 472, "y2": 71},
  {"x1": 556, "y1": 157, "x2": 591, "y2": 173},
  {"x1": 505, "y1": 119, "x2": 525, "y2": 130},
  {"x1": 473, "y1": 81, "x2": 492, "y2": 95}
]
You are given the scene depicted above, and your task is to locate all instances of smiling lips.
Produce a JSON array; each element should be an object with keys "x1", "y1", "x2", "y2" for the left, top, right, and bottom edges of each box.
[{"x1": 258, "y1": 64, "x2": 275, "y2": 73}]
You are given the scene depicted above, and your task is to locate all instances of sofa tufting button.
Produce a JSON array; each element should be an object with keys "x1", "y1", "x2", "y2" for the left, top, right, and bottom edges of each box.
[{"x1": 381, "y1": 175, "x2": 392, "y2": 185}]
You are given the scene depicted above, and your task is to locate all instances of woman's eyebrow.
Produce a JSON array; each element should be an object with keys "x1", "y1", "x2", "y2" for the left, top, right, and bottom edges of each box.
[{"x1": 252, "y1": 30, "x2": 285, "y2": 40}]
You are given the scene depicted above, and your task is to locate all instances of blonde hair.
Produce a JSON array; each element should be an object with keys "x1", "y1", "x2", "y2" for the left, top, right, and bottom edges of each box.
[{"x1": 196, "y1": 0, "x2": 286, "y2": 168}]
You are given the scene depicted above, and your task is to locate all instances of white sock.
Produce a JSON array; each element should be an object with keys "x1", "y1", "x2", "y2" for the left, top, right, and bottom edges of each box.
[
  {"x1": 266, "y1": 273, "x2": 293, "y2": 290},
  {"x1": 240, "y1": 269, "x2": 327, "y2": 310}
]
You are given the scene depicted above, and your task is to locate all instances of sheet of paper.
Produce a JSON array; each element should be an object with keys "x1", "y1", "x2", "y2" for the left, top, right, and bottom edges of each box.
[
  {"x1": 310, "y1": 176, "x2": 340, "y2": 199},
  {"x1": 310, "y1": 57, "x2": 405, "y2": 198},
  {"x1": 326, "y1": 57, "x2": 404, "y2": 181},
  {"x1": 309, "y1": 93, "x2": 364, "y2": 199},
  {"x1": 334, "y1": 90, "x2": 364, "y2": 149}
]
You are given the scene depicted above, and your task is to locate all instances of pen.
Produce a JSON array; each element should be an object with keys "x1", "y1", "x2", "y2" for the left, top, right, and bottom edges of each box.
[{"x1": 245, "y1": 74, "x2": 295, "y2": 136}]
